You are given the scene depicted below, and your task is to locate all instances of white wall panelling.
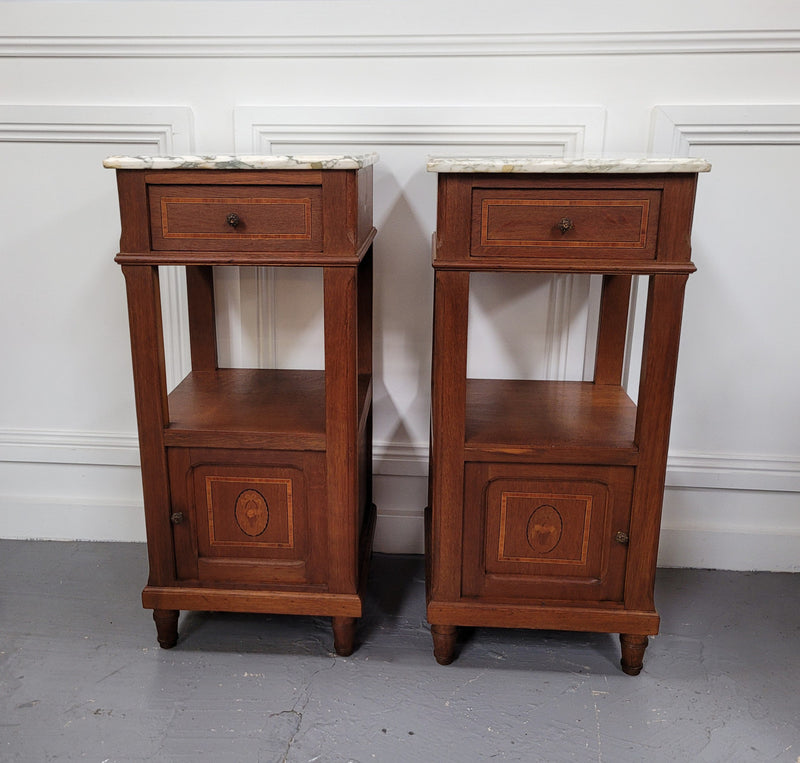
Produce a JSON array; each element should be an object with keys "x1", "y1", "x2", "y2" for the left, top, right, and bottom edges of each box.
[
  {"x1": 0, "y1": 105, "x2": 194, "y2": 540},
  {"x1": 2, "y1": 1, "x2": 799, "y2": 571},
  {"x1": 650, "y1": 105, "x2": 800, "y2": 571}
]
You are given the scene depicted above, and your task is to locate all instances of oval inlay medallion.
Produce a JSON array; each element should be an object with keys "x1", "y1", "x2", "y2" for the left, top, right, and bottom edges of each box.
[
  {"x1": 526, "y1": 504, "x2": 563, "y2": 553},
  {"x1": 235, "y1": 489, "x2": 269, "y2": 537}
]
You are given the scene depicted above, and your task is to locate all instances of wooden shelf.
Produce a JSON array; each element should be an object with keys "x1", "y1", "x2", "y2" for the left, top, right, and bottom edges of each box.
[
  {"x1": 464, "y1": 379, "x2": 638, "y2": 464},
  {"x1": 165, "y1": 368, "x2": 371, "y2": 450}
]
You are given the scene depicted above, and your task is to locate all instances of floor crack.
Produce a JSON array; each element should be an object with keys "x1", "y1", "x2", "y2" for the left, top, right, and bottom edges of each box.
[{"x1": 274, "y1": 658, "x2": 337, "y2": 762}]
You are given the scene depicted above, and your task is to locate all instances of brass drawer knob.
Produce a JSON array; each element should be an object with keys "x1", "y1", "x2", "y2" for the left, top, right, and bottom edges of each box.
[
  {"x1": 614, "y1": 530, "x2": 629, "y2": 545},
  {"x1": 170, "y1": 512, "x2": 185, "y2": 525},
  {"x1": 226, "y1": 212, "x2": 241, "y2": 228},
  {"x1": 557, "y1": 217, "x2": 574, "y2": 234}
]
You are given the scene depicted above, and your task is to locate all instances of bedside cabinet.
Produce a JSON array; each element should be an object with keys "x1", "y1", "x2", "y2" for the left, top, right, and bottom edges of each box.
[
  {"x1": 105, "y1": 154, "x2": 377, "y2": 656},
  {"x1": 425, "y1": 156, "x2": 710, "y2": 674}
]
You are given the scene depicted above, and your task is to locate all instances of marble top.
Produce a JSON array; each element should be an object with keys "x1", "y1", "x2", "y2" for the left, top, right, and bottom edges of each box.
[
  {"x1": 426, "y1": 156, "x2": 711, "y2": 174},
  {"x1": 103, "y1": 153, "x2": 379, "y2": 170}
]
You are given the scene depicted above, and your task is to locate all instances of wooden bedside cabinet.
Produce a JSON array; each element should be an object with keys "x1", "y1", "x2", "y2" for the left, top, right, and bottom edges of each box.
[
  {"x1": 425, "y1": 156, "x2": 710, "y2": 674},
  {"x1": 105, "y1": 154, "x2": 377, "y2": 656}
]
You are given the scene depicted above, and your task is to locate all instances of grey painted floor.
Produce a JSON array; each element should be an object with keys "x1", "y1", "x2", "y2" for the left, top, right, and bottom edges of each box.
[{"x1": 1, "y1": 540, "x2": 798, "y2": 762}]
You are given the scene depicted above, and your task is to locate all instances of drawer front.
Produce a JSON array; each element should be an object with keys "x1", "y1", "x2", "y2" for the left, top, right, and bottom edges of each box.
[
  {"x1": 169, "y1": 449, "x2": 327, "y2": 586},
  {"x1": 149, "y1": 185, "x2": 323, "y2": 251},
  {"x1": 471, "y1": 189, "x2": 660, "y2": 261},
  {"x1": 462, "y1": 463, "x2": 633, "y2": 602}
]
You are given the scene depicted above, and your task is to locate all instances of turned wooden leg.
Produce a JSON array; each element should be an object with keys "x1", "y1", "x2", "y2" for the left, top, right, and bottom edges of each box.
[
  {"x1": 153, "y1": 609, "x2": 179, "y2": 649},
  {"x1": 431, "y1": 624, "x2": 458, "y2": 665},
  {"x1": 619, "y1": 633, "x2": 649, "y2": 675},
  {"x1": 332, "y1": 616, "x2": 357, "y2": 656}
]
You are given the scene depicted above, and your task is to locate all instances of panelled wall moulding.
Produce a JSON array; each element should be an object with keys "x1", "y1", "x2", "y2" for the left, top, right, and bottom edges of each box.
[
  {"x1": 2, "y1": 100, "x2": 798, "y2": 566},
  {"x1": 1, "y1": 30, "x2": 800, "y2": 58},
  {"x1": 651, "y1": 103, "x2": 800, "y2": 496},
  {"x1": 650, "y1": 103, "x2": 800, "y2": 571},
  {"x1": 0, "y1": 105, "x2": 194, "y2": 469}
]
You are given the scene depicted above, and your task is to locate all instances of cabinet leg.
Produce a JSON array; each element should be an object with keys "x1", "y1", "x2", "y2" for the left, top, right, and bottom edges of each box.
[
  {"x1": 431, "y1": 624, "x2": 458, "y2": 665},
  {"x1": 619, "y1": 633, "x2": 648, "y2": 675},
  {"x1": 332, "y1": 616, "x2": 357, "y2": 656},
  {"x1": 153, "y1": 609, "x2": 179, "y2": 649}
]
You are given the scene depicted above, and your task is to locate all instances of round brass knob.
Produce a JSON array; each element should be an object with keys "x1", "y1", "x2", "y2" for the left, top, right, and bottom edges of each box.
[
  {"x1": 226, "y1": 212, "x2": 241, "y2": 228},
  {"x1": 170, "y1": 512, "x2": 185, "y2": 525},
  {"x1": 557, "y1": 217, "x2": 574, "y2": 234},
  {"x1": 614, "y1": 530, "x2": 630, "y2": 545}
]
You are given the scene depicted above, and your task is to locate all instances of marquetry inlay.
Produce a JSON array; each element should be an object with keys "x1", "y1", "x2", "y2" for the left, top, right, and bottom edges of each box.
[
  {"x1": 205, "y1": 476, "x2": 294, "y2": 548},
  {"x1": 160, "y1": 196, "x2": 313, "y2": 240},
  {"x1": 497, "y1": 491, "x2": 593, "y2": 565},
  {"x1": 480, "y1": 198, "x2": 650, "y2": 249},
  {"x1": 234, "y1": 489, "x2": 270, "y2": 537}
]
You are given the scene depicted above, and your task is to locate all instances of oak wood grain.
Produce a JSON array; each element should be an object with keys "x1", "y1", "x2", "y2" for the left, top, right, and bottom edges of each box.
[
  {"x1": 142, "y1": 586, "x2": 363, "y2": 617},
  {"x1": 167, "y1": 369, "x2": 325, "y2": 444},
  {"x1": 625, "y1": 274, "x2": 689, "y2": 613},
  {"x1": 324, "y1": 266, "x2": 360, "y2": 594},
  {"x1": 429, "y1": 269, "x2": 470, "y2": 602},
  {"x1": 115, "y1": 227, "x2": 376, "y2": 267},
  {"x1": 113, "y1": 164, "x2": 375, "y2": 652},
  {"x1": 427, "y1": 599, "x2": 659, "y2": 634},
  {"x1": 185, "y1": 265, "x2": 218, "y2": 371},
  {"x1": 593, "y1": 274, "x2": 632, "y2": 385},
  {"x1": 465, "y1": 379, "x2": 637, "y2": 455},
  {"x1": 143, "y1": 170, "x2": 324, "y2": 186},
  {"x1": 149, "y1": 184, "x2": 323, "y2": 252},
  {"x1": 426, "y1": 167, "x2": 701, "y2": 673},
  {"x1": 121, "y1": 265, "x2": 174, "y2": 586}
]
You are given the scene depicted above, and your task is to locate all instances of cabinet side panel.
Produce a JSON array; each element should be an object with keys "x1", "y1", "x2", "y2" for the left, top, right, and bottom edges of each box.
[
  {"x1": 357, "y1": 246, "x2": 373, "y2": 377},
  {"x1": 357, "y1": 166, "x2": 374, "y2": 251},
  {"x1": 656, "y1": 174, "x2": 698, "y2": 263},
  {"x1": 116, "y1": 170, "x2": 151, "y2": 253},
  {"x1": 433, "y1": 175, "x2": 472, "y2": 264},
  {"x1": 322, "y1": 171, "x2": 357, "y2": 255}
]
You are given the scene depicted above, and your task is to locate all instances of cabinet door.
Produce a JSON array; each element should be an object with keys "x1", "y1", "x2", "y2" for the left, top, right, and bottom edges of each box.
[
  {"x1": 168, "y1": 448, "x2": 327, "y2": 587},
  {"x1": 462, "y1": 463, "x2": 633, "y2": 603}
]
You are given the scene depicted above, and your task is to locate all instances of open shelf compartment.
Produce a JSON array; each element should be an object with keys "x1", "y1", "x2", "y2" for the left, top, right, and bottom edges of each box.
[
  {"x1": 164, "y1": 368, "x2": 371, "y2": 450},
  {"x1": 464, "y1": 378, "x2": 638, "y2": 464}
]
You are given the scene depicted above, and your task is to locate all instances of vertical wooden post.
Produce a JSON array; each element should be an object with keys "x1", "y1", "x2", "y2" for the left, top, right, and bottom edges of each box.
[
  {"x1": 323, "y1": 265, "x2": 359, "y2": 594},
  {"x1": 429, "y1": 269, "x2": 470, "y2": 602},
  {"x1": 593, "y1": 274, "x2": 632, "y2": 386},
  {"x1": 625, "y1": 273, "x2": 689, "y2": 611},
  {"x1": 185, "y1": 265, "x2": 218, "y2": 372},
  {"x1": 357, "y1": 246, "x2": 374, "y2": 515},
  {"x1": 121, "y1": 264, "x2": 175, "y2": 586},
  {"x1": 357, "y1": 245, "x2": 373, "y2": 379}
]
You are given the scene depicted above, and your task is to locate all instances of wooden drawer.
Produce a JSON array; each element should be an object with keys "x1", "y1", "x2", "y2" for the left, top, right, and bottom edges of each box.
[
  {"x1": 149, "y1": 184, "x2": 323, "y2": 252},
  {"x1": 471, "y1": 189, "x2": 660, "y2": 261},
  {"x1": 168, "y1": 448, "x2": 328, "y2": 587},
  {"x1": 462, "y1": 463, "x2": 633, "y2": 603}
]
